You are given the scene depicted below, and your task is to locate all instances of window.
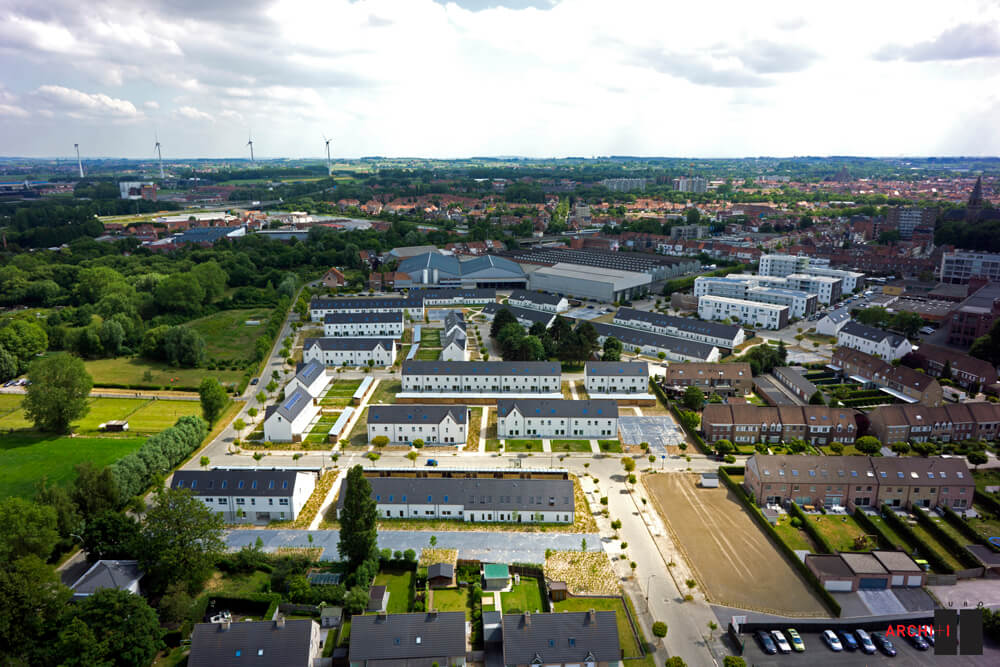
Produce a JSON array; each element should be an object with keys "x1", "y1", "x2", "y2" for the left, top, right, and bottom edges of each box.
[{"x1": 238, "y1": 480, "x2": 244, "y2": 489}]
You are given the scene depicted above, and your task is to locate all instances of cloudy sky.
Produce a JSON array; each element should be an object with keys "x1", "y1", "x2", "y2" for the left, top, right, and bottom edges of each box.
[{"x1": 1, "y1": 0, "x2": 999, "y2": 159}]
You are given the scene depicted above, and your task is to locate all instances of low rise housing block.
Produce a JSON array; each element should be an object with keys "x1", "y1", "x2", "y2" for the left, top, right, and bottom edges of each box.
[
  {"x1": 497, "y1": 399, "x2": 618, "y2": 438},
  {"x1": 171, "y1": 469, "x2": 316, "y2": 523},
  {"x1": 367, "y1": 405, "x2": 469, "y2": 446},
  {"x1": 584, "y1": 361, "x2": 649, "y2": 395}
]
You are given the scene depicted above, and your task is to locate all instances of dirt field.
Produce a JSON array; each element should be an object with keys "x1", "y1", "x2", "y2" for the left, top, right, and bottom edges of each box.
[{"x1": 645, "y1": 473, "x2": 827, "y2": 616}]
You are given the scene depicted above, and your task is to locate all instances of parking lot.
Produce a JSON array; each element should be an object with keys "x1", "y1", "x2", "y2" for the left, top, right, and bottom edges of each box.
[
  {"x1": 618, "y1": 416, "x2": 685, "y2": 453},
  {"x1": 739, "y1": 629, "x2": 999, "y2": 665}
]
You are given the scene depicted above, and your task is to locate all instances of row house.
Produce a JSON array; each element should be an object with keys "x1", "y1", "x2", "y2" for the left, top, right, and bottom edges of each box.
[
  {"x1": 285, "y1": 359, "x2": 328, "y2": 400},
  {"x1": 323, "y1": 311, "x2": 405, "y2": 338},
  {"x1": 309, "y1": 296, "x2": 424, "y2": 321},
  {"x1": 584, "y1": 361, "x2": 649, "y2": 395},
  {"x1": 506, "y1": 289, "x2": 570, "y2": 313},
  {"x1": 701, "y1": 404, "x2": 860, "y2": 446},
  {"x1": 409, "y1": 287, "x2": 497, "y2": 306},
  {"x1": 837, "y1": 321, "x2": 913, "y2": 360},
  {"x1": 401, "y1": 360, "x2": 561, "y2": 395},
  {"x1": 832, "y1": 348, "x2": 942, "y2": 405},
  {"x1": 171, "y1": 469, "x2": 316, "y2": 524},
  {"x1": 743, "y1": 454, "x2": 973, "y2": 511},
  {"x1": 367, "y1": 405, "x2": 468, "y2": 446},
  {"x1": 302, "y1": 338, "x2": 397, "y2": 367},
  {"x1": 590, "y1": 321, "x2": 721, "y2": 363},
  {"x1": 867, "y1": 402, "x2": 1000, "y2": 445},
  {"x1": 440, "y1": 329, "x2": 468, "y2": 362},
  {"x1": 661, "y1": 362, "x2": 753, "y2": 396},
  {"x1": 614, "y1": 307, "x2": 745, "y2": 350},
  {"x1": 263, "y1": 388, "x2": 321, "y2": 442},
  {"x1": 915, "y1": 343, "x2": 998, "y2": 390},
  {"x1": 496, "y1": 399, "x2": 618, "y2": 439},
  {"x1": 443, "y1": 311, "x2": 466, "y2": 338}
]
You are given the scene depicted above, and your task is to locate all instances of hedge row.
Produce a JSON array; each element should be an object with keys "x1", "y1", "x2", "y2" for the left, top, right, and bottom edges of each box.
[
  {"x1": 851, "y1": 508, "x2": 896, "y2": 550},
  {"x1": 110, "y1": 415, "x2": 210, "y2": 502},
  {"x1": 788, "y1": 502, "x2": 836, "y2": 554},
  {"x1": 879, "y1": 504, "x2": 953, "y2": 574},
  {"x1": 938, "y1": 504, "x2": 998, "y2": 553},
  {"x1": 975, "y1": 489, "x2": 1000, "y2": 517},
  {"x1": 718, "y1": 467, "x2": 841, "y2": 617},
  {"x1": 912, "y1": 507, "x2": 982, "y2": 570},
  {"x1": 657, "y1": 386, "x2": 710, "y2": 454}
]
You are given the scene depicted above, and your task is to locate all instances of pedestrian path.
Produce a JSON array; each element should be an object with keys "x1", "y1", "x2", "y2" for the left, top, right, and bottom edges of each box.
[
  {"x1": 568, "y1": 380, "x2": 579, "y2": 400},
  {"x1": 331, "y1": 378, "x2": 379, "y2": 452},
  {"x1": 477, "y1": 406, "x2": 489, "y2": 453},
  {"x1": 542, "y1": 439, "x2": 551, "y2": 452},
  {"x1": 589, "y1": 439, "x2": 600, "y2": 454}
]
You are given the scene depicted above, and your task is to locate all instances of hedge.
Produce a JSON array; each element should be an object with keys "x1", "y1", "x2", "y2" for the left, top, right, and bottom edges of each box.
[
  {"x1": 912, "y1": 507, "x2": 981, "y2": 569},
  {"x1": 657, "y1": 387, "x2": 709, "y2": 454},
  {"x1": 851, "y1": 508, "x2": 896, "y2": 550},
  {"x1": 975, "y1": 489, "x2": 1000, "y2": 518},
  {"x1": 718, "y1": 467, "x2": 841, "y2": 617},
  {"x1": 788, "y1": 502, "x2": 836, "y2": 554},
  {"x1": 109, "y1": 415, "x2": 210, "y2": 502},
  {"x1": 879, "y1": 504, "x2": 953, "y2": 574},
  {"x1": 938, "y1": 504, "x2": 998, "y2": 552}
]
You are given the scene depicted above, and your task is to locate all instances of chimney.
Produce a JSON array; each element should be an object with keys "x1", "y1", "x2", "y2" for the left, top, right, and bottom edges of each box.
[
  {"x1": 588, "y1": 608, "x2": 597, "y2": 624},
  {"x1": 524, "y1": 611, "x2": 531, "y2": 626},
  {"x1": 276, "y1": 615, "x2": 285, "y2": 629},
  {"x1": 221, "y1": 619, "x2": 231, "y2": 631}
]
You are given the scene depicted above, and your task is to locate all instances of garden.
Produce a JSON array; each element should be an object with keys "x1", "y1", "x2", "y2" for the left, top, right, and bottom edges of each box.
[
  {"x1": 551, "y1": 439, "x2": 593, "y2": 452},
  {"x1": 500, "y1": 576, "x2": 544, "y2": 614}
]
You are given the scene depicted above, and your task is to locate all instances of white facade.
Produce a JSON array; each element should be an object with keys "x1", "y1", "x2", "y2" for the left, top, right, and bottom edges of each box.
[
  {"x1": 263, "y1": 392, "x2": 321, "y2": 442},
  {"x1": 698, "y1": 295, "x2": 789, "y2": 330},
  {"x1": 172, "y1": 471, "x2": 316, "y2": 524},
  {"x1": 694, "y1": 276, "x2": 817, "y2": 318},
  {"x1": 498, "y1": 406, "x2": 618, "y2": 438},
  {"x1": 939, "y1": 250, "x2": 1000, "y2": 284},
  {"x1": 786, "y1": 274, "x2": 842, "y2": 304},
  {"x1": 366, "y1": 407, "x2": 468, "y2": 446},
  {"x1": 760, "y1": 254, "x2": 863, "y2": 294},
  {"x1": 837, "y1": 325, "x2": 914, "y2": 361},
  {"x1": 815, "y1": 309, "x2": 851, "y2": 337},
  {"x1": 506, "y1": 293, "x2": 570, "y2": 313},
  {"x1": 323, "y1": 316, "x2": 404, "y2": 338},
  {"x1": 310, "y1": 298, "x2": 423, "y2": 321},
  {"x1": 585, "y1": 363, "x2": 649, "y2": 394},
  {"x1": 302, "y1": 339, "x2": 397, "y2": 367},
  {"x1": 759, "y1": 254, "x2": 810, "y2": 277},
  {"x1": 401, "y1": 362, "x2": 561, "y2": 394},
  {"x1": 808, "y1": 266, "x2": 864, "y2": 293},
  {"x1": 613, "y1": 308, "x2": 745, "y2": 349},
  {"x1": 440, "y1": 336, "x2": 468, "y2": 361},
  {"x1": 284, "y1": 362, "x2": 329, "y2": 399}
]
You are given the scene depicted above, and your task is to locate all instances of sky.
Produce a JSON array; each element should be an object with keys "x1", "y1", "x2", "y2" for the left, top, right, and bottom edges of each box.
[{"x1": 0, "y1": 0, "x2": 999, "y2": 159}]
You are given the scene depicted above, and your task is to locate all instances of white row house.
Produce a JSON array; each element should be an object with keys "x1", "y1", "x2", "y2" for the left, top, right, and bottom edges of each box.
[
  {"x1": 285, "y1": 359, "x2": 328, "y2": 399},
  {"x1": 336, "y1": 474, "x2": 575, "y2": 524},
  {"x1": 409, "y1": 287, "x2": 497, "y2": 306},
  {"x1": 443, "y1": 310, "x2": 466, "y2": 338},
  {"x1": 302, "y1": 337, "x2": 397, "y2": 367},
  {"x1": 401, "y1": 360, "x2": 561, "y2": 394},
  {"x1": 171, "y1": 469, "x2": 316, "y2": 524},
  {"x1": 697, "y1": 295, "x2": 790, "y2": 330},
  {"x1": 367, "y1": 405, "x2": 469, "y2": 446},
  {"x1": 837, "y1": 321, "x2": 913, "y2": 360},
  {"x1": 585, "y1": 361, "x2": 649, "y2": 395},
  {"x1": 310, "y1": 296, "x2": 423, "y2": 321},
  {"x1": 590, "y1": 321, "x2": 722, "y2": 363},
  {"x1": 815, "y1": 307, "x2": 851, "y2": 337},
  {"x1": 497, "y1": 399, "x2": 619, "y2": 438},
  {"x1": 323, "y1": 311, "x2": 405, "y2": 338},
  {"x1": 506, "y1": 289, "x2": 570, "y2": 313},
  {"x1": 613, "y1": 307, "x2": 745, "y2": 349},
  {"x1": 440, "y1": 329, "x2": 468, "y2": 361},
  {"x1": 481, "y1": 302, "x2": 556, "y2": 329},
  {"x1": 263, "y1": 387, "x2": 321, "y2": 442}
]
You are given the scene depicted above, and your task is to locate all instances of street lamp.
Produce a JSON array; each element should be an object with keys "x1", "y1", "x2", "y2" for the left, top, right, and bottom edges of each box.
[{"x1": 646, "y1": 573, "x2": 656, "y2": 604}]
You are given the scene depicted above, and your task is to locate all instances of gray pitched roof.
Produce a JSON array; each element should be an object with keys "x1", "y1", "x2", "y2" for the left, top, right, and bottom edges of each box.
[
  {"x1": 172, "y1": 469, "x2": 306, "y2": 497},
  {"x1": 349, "y1": 612, "x2": 466, "y2": 662},
  {"x1": 482, "y1": 302, "x2": 556, "y2": 326},
  {"x1": 188, "y1": 620, "x2": 316, "y2": 667},
  {"x1": 841, "y1": 320, "x2": 907, "y2": 347},
  {"x1": 368, "y1": 404, "x2": 468, "y2": 425},
  {"x1": 442, "y1": 329, "x2": 466, "y2": 350},
  {"x1": 311, "y1": 296, "x2": 421, "y2": 310},
  {"x1": 509, "y1": 289, "x2": 563, "y2": 306},
  {"x1": 402, "y1": 360, "x2": 561, "y2": 376},
  {"x1": 590, "y1": 322, "x2": 718, "y2": 360},
  {"x1": 497, "y1": 398, "x2": 618, "y2": 419},
  {"x1": 615, "y1": 307, "x2": 742, "y2": 341},
  {"x1": 273, "y1": 387, "x2": 313, "y2": 422},
  {"x1": 293, "y1": 359, "x2": 325, "y2": 386},
  {"x1": 586, "y1": 361, "x2": 648, "y2": 377},
  {"x1": 304, "y1": 337, "x2": 394, "y2": 351},
  {"x1": 427, "y1": 563, "x2": 454, "y2": 579},
  {"x1": 822, "y1": 307, "x2": 851, "y2": 325},
  {"x1": 337, "y1": 476, "x2": 574, "y2": 512},
  {"x1": 411, "y1": 287, "x2": 496, "y2": 300},
  {"x1": 322, "y1": 311, "x2": 404, "y2": 324},
  {"x1": 444, "y1": 310, "x2": 466, "y2": 331},
  {"x1": 501, "y1": 612, "x2": 620, "y2": 665},
  {"x1": 71, "y1": 560, "x2": 143, "y2": 596}
]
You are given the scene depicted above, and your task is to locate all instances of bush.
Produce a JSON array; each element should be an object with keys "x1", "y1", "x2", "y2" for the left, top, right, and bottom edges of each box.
[
  {"x1": 652, "y1": 621, "x2": 668, "y2": 637},
  {"x1": 790, "y1": 517, "x2": 802, "y2": 528}
]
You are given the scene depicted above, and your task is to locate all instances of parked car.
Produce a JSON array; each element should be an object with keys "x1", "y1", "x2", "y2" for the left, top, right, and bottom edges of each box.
[
  {"x1": 920, "y1": 625, "x2": 935, "y2": 646},
  {"x1": 425, "y1": 459, "x2": 439, "y2": 466},
  {"x1": 871, "y1": 632, "x2": 897, "y2": 656},
  {"x1": 771, "y1": 630, "x2": 792, "y2": 654},
  {"x1": 250, "y1": 377, "x2": 259, "y2": 385},
  {"x1": 908, "y1": 631, "x2": 930, "y2": 651},
  {"x1": 822, "y1": 630, "x2": 843, "y2": 652},
  {"x1": 755, "y1": 631, "x2": 777, "y2": 655},
  {"x1": 786, "y1": 628, "x2": 805, "y2": 652},
  {"x1": 837, "y1": 630, "x2": 858, "y2": 651},
  {"x1": 586, "y1": 305, "x2": 595, "y2": 309},
  {"x1": 855, "y1": 629, "x2": 877, "y2": 654}
]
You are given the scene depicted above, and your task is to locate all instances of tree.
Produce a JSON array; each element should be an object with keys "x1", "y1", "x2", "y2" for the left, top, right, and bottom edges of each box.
[
  {"x1": 82, "y1": 511, "x2": 141, "y2": 562},
  {"x1": 33, "y1": 478, "x2": 82, "y2": 553},
  {"x1": 200, "y1": 455, "x2": 211, "y2": 469},
  {"x1": 0, "y1": 497, "x2": 59, "y2": 562},
  {"x1": 191, "y1": 260, "x2": 228, "y2": 303},
  {"x1": 829, "y1": 441, "x2": 844, "y2": 454},
  {"x1": 808, "y1": 390, "x2": 825, "y2": 405},
  {"x1": 0, "y1": 345, "x2": 17, "y2": 383},
  {"x1": 154, "y1": 272, "x2": 205, "y2": 314},
  {"x1": 22, "y1": 352, "x2": 92, "y2": 433},
  {"x1": 941, "y1": 359, "x2": 953, "y2": 380},
  {"x1": 407, "y1": 450, "x2": 419, "y2": 466},
  {"x1": 602, "y1": 336, "x2": 623, "y2": 361},
  {"x1": 549, "y1": 315, "x2": 573, "y2": 342},
  {"x1": 682, "y1": 386, "x2": 704, "y2": 410},
  {"x1": 412, "y1": 438, "x2": 425, "y2": 449},
  {"x1": 372, "y1": 435, "x2": 389, "y2": 448},
  {"x1": 912, "y1": 441, "x2": 937, "y2": 457},
  {"x1": 71, "y1": 462, "x2": 119, "y2": 521},
  {"x1": 622, "y1": 457, "x2": 636, "y2": 473},
  {"x1": 138, "y1": 487, "x2": 225, "y2": 593},
  {"x1": 0, "y1": 555, "x2": 71, "y2": 663},
  {"x1": 233, "y1": 418, "x2": 247, "y2": 440},
  {"x1": 653, "y1": 621, "x2": 668, "y2": 637},
  {"x1": 56, "y1": 588, "x2": 163, "y2": 667},
  {"x1": 0, "y1": 319, "x2": 48, "y2": 373},
  {"x1": 854, "y1": 436, "x2": 881, "y2": 455},
  {"x1": 968, "y1": 451, "x2": 988, "y2": 470},
  {"x1": 489, "y1": 307, "x2": 518, "y2": 338},
  {"x1": 199, "y1": 377, "x2": 229, "y2": 425},
  {"x1": 890, "y1": 441, "x2": 911, "y2": 456},
  {"x1": 161, "y1": 326, "x2": 206, "y2": 367},
  {"x1": 723, "y1": 658, "x2": 747, "y2": 667},
  {"x1": 338, "y1": 466, "x2": 378, "y2": 569},
  {"x1": 345, "y1": 585, "x2": 369, "y2": 614},
  {"x1": 715, "y1": 439, "x2": 734, "y2": 456},
  {"x1": 665, "y1": 658, "x2": 688, "y2": 667}
]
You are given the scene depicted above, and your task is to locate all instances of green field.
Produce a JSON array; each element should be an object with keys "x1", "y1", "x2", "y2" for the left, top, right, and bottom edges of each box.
[
  {"x1": 414, "y1": 347, "x2": 441, "y2": 360},
  {"x1": 85, "y1": 357, "x2": 245, "y2": 388},
  {"x1": 373, "y1": 570, "x2": 414, "y2": 614},
  {"x1": 598, "y1": 439, "x2": 623, "y2": 453},
  {"x1": 0, "y1": 433, "x2": 146, "y2": 498},
  {"x1": 500, "y1": 577, "x2": 543, "y2": 614},
  {"x1": 0, "y1": 396, "x2": 201, "y2": 436},
  {"x1": 127, "y1": 400, "x2": 203, "y2": 432},
  {"x1": 505, "y1": 439, "x2": 542, "y2": 452},
  {"x1": 420, "y1": 329, "x2": 442, "y2": 346},
  {"x1": 553, "y1": 596, "x2": 642, "y2": 658},
  {"x1": 551, "y1": 439, "x2": 593, "y2": 452},
  {"x1": 186, "y1": 308, "x2": 272, "y2": 360}
]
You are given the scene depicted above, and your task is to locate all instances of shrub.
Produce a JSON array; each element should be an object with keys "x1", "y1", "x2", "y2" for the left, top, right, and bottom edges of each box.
[
  {"x1": 790, "y1": 517, "x2": 803, "y2": 528},
  {"x1": 653, "y1": 621, "x2": 668, "y2": 637},
  {"x1": 685, "y1": 579, "x2": 696, "y2": 589}
]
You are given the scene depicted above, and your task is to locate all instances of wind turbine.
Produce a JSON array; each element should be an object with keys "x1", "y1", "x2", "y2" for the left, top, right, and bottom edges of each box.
[
  {"x1": 246, "y1": 131, "x2": 255, "y2": 164},
  {"x1": 322, "y1": 135, "x2": 332, "y2": 175},
  {"x1": 74, "y1": 143, "x2": 84, "y2": 178},
  {"x1": 154, "y1": 133, "x2": 165, "y2": 179}
]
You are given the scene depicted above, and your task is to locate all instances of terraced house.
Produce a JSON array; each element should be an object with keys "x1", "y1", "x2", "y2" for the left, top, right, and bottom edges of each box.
[
  {"x1": 742, "y1": 454, "x2": 973, "y2": 511},
  {"x1": 831, "y1": 348, "x2": 942, "y2": 405},
  {"x1": 496, "y1": 399, "x2": 618, "y2": 438},
  {"x1": 309, "y1": 296, "x2": 424, "y2": 321},
  {"x1": 366, "y1": 405, "x2": 469, "y2": 446},
  {"x1": 322, "y1": 311, "x2": 405, "y2": 338},
  {"x1": 401, "y1": 361, "x2": 561, "y2": 394},
  {"x1": 613, "y1": 307, "x2": 745, "y2": 349},
  {"x1": 171, "y1": 469, "x2": 316, "y2": 523},
  {"x1": 867, "y1": 402, "x2": 1000, "y2": 445},
  {"x1": 506, "y1": 289, "x2": 570, "y2": 313},
  {"x1": 302, "y1": 337, "x2": 397, "y2": 367},
  {"x1": 336, "y1": 475, "x2": 575, "y2": 523},
  {"x1": 584, "y1": 361, "x2": 649, "y2": 395},
  {"x1": 837, "y1": 321, "x2": 913, "y2": 360},
  {"x1": 914, "y1": 343, "x2": 998, "y2": 391},
  {"x1": 264, "y1": 388, "x2": 321, "y2": 442},
  {"x1": 701, "y1": 404, "x2": 860, "y2": 446},
  {"x1": 661, "y1": 362, "x2": 752, "y2": 396}
]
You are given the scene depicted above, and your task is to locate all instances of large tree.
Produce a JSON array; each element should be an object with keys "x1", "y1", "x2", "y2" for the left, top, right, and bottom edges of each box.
[
  {"x1": 338, "y1": 465, "x2": 378, "y2": 569},
  {"x1": 137, "y1": 487, "x2": 225, "y2": 593},
  {"x1": 0, "y1": 555, "x2": 71, "y2": 664},
  {"x1": 56, "y1": 589, "x2": 163, "y2": 667},
  {"x1": 0, "y1": 497, "x2": 60, "y2": 562},
  {"x1": 602, "y1": 336, "x2": 623, "y2": 361},
  {"x1": 489, "y1": 307, "x2": 518, "y2": 338},
  {"x1": 198, "y1": 377, "x2": 229, "y2": 425},
  {"x1": 71, "y1": 462, "x2": 120, "y2": 521},
  {"x1": 22, "y1": 352, "x2": 92, "y2": 433},
  {"x1": 82, "y1": 511, "x2": 142, "y2": 563},
  {"x1": 854, "y1": 436, "x2": 881, "y2": 455},
  {"x1": 682, "y1": 386, "x2": 705, "y2": 411}
]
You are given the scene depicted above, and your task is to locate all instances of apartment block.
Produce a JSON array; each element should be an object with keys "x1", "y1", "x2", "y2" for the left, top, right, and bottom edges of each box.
[
  {"x1": 939, "y1": 250, "x2": 1000, "y2": 285},
  {"x1": 697, "y1": 295, "x2": 790, "y2": 330}
]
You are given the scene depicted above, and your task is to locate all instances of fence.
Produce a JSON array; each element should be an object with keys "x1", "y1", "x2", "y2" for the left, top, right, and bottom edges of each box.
[{"x1": 656, "y1": 386, "x2": 710, "y2": 454}]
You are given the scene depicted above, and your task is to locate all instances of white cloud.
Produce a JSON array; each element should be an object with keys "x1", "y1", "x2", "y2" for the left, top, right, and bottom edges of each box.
[
  {"x1": 144, "y1": 100, "x2": 160, "y2": 109},
  {"x1": 0, "y1": 104, "x2": 29, "y2": 118},
  {"x1": 176, "y1": 106, "x2": 213, "y2": 121},
  {"x1": 33, "y1": 85, "x2": 141, "y2": 118}
]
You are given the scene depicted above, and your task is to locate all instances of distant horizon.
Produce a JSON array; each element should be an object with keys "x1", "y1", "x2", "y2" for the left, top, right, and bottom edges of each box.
[{"x1": 2, "y1": 154, "x2": 1000, "y2": 163}]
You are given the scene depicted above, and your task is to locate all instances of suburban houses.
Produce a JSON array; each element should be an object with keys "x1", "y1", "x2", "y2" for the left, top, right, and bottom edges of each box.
[
  {"x1": 366, "y1": 404, "x2": 469, "y2": 446},
  {"x1": 302, "y1": 337, "x2": 397, "y2": 366},
  {"x1": 836, "y1": 320, "x2": 913, "y2": 360},
  {"x1": 263, "y1": 387, "x2": 321, "y2": 442},
  {"x1": 831, "y1": 348, "x2": 943, "y2": 405},
  {"x1": 284, "y1": 359, "x2": 328, "y2": 399},
  {"x1": 401, "y1": 360, "x2": 562, "y2": 395},
  {"x1": 171, "y1": 469, "x2": 317, "y2": 523},
  {"x1": 613, "y1": 307, "x2": 745, "y2": 349},
  {"x1": 590, "y1": 321, "x2": 722, "y2": 363},
  {"x1": 701, "y1": 404, "x2": 861, "y2": 446},
  {"x1": 506, "y1": 289, "x2": 570, "y2": 313},
  {"x1": 866, "y1": 401, "x2": 1000, "y2": 445},
  {"x1": 187, "y1": 618, "x2": 322, "y2": 667},
  {"x1": 501, "y1": 611, "x2": 622, "y2": 667},
  {"x1": 496, "y1": 399, "x2": 619, "y2": 438},
  {"x1": 661, "y1": 362, "x2": 753, "y2": 396},
  {"x1": 322, "y1": 311, "x2": 405, "y2": 338},
  {"x1": 348, "y1": 612, "x2": 466, "y2": 667},
  {"x1": 584, "y1": 361, "x2": 649, "y2": 395}
]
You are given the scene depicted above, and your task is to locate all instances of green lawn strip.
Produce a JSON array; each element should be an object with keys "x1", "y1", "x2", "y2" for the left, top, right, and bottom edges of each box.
[
  {"x1": 907, "y1": 522, "x2": 965, "y2": 571},
  {"x1": 415, "y1": 348, "x2": 441, "y2": 360},
  {"x1": 505, "y1": 439, "x2": 542, "y2": 452},
  {"x1": 305, "y1": 415, "x2": 341, "y2": 444},
  {"x1": 550, "y1": 439, "x2": 593, "y2": 452},
  {"x1": 0, "y1": 407, "x2": 34, "y2": 430},
  {"x1": 806, "y1": 514, "x2": 869, "y2": 551},
  {"x1": 500, "y1": 577, "x2": 543, "y2": 614},
  {"x1": 336, "y1": 618, "x2": 351, "y2": 647},
  {"x1": 420, "y1": 329, "x2": 442, "y2": 346},
  {"x1": 369, "y1": 380, "x2": 401, "y2": 405},
  {"x1": 772, "y1": 515, "x2": 816, "y2": 552},
  {"x1": 974, "y1": 469, "x2": 1000, "y2": 493},
  {"x1": 927, "y1": 513, "x2": 973, "y2": 547},
  {"x1": 0, "y1": 394, "x2": 23, "y2": 414},
  {"x1": 0, "y1": 434, "x2": 146, "y2": 498},
  {"x1": 126, "y1": 400, "x2": 203, "y2": 433},
  {"x1": 866, "y1": 515, "x2": 918, "y2": 552},
  {"x1": 185, "y1": 308, "x2": 272, "y2": 359},
  {"x1": 209, "y1": 570, "x2": 270, "y2": 597},
  {"x1": 430, "y1": 588, "x2": 474, "y2": 619},
  {"x1": 324, "y1": 380, "x2": 363, "y2": 397},
  {"x1": 554, "y1": 596, "x2": 642, "y2": 658},
  {"x1": 598, "y1": 439, "x2": 623, "y2": 453},
  {"x1": 485, "y1": 439, "x2": 501, "y2": 451},
  {"x1": 346, "y1": 407, "x2": 369, "y2": 447},
  {"x1": 373, "y1": 570, "x2": 414, "y2": 613}
]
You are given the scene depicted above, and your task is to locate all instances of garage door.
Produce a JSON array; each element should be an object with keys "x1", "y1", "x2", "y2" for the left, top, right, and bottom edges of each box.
[
  {"x1": 906, "y1": 575, "x2": 923, "y2": 587},
  {"x1": 859, "y1": 577, "x2": 889, "y2": 589},
  {"x1": 891, "y1": 575, "x2": 905, "y2": 586},
  {"x1": 824, "y1": 579, "x2": 854, "y2": 592}
]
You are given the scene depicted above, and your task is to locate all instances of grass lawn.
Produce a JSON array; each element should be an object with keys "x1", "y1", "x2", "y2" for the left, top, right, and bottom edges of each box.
[
  {"x1": 369, "y1": 380, "x2": 400, "y2": 405},
  {"x1": 0, "y1": 434, "x2": 146, "y2": 498},
  {"x1": 500, "y1": 577, "x2": 543, "y2": 614},
  {"x1": 551, "y1": 439, "x2": 593, "y2": 452},
  {"x1": 485, "y1": 439, "x2": 501, "y2": 451},
  {"x1": 807, "y1": 513, "x2": 870, "y2": 551},
  {"x1": 505, "y1": 439, "x2": 542, "y2": 452},
  {"x1": 420, "y1": 329, "x2": 442, "y2": 346},
  {"x1": 819, "y1": 444, "x2": 863, "y2": 455},
  {"x1": 0, "y1": 405, "x2": 36, "y2": 430},
  {"x1": 186, "y1": 309, "x2": 272, "y2": 360},
  {"x1": 908, "y1": 521, "x2": 965, "y2": 571},
  {"x1": 415, "y1": 347, "x2": 441, "y2": 360},
  {"x1": 561, "y1": 382, "x2": 574, "y2": 400},
  {"x1": 431, "y1": 587, "x2": 475, "y2": 619},
  {"x1": 0, "y1": 394, "x2": 24, "y2": 413},
  {"x1": 204, "y1": 570, "x2": 270, "y2": 597},
  {"x1": 967, "y1": 507, "x2": 1000, "y2": 543},
  {"x1": 866, "y1": 515, "x2": 920, "y2": 553},
  {"x1": 467, "y1": 407, "x2": 482, "y2": 448},
  {"x1": 974, "y1": 469, "x2": 1000, "y2": 493},
  {"x1": 121, "y1": 399, "x2": 203, "y2": 433},
  {"x1": 373, "y1": 570, "x2": 414, "y2": 613},
  {"x1": 305, "y1": 414, "x2": 341, "y2": 444},
  {"x1": 345, "y1": 407, "x2": 369, "y2": 447},
  {"x1": 72, "y1": 398, "x2": 149, "y2": 433},
  {"x1": 324, "y1": 379, "x2": 363, "y2": 397},
  {"x1": 598, "y1": 439, "x2": 623, "y2": 453},
  {"x1": 85, "y1": 357, "x2": 245, "y2": 388},
  {"x1": 553, "y1": 596, "x2": 642, "y2": 658},
  {"x1": 772, "y1": 515, "x2": 815, "y2": 552}
]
